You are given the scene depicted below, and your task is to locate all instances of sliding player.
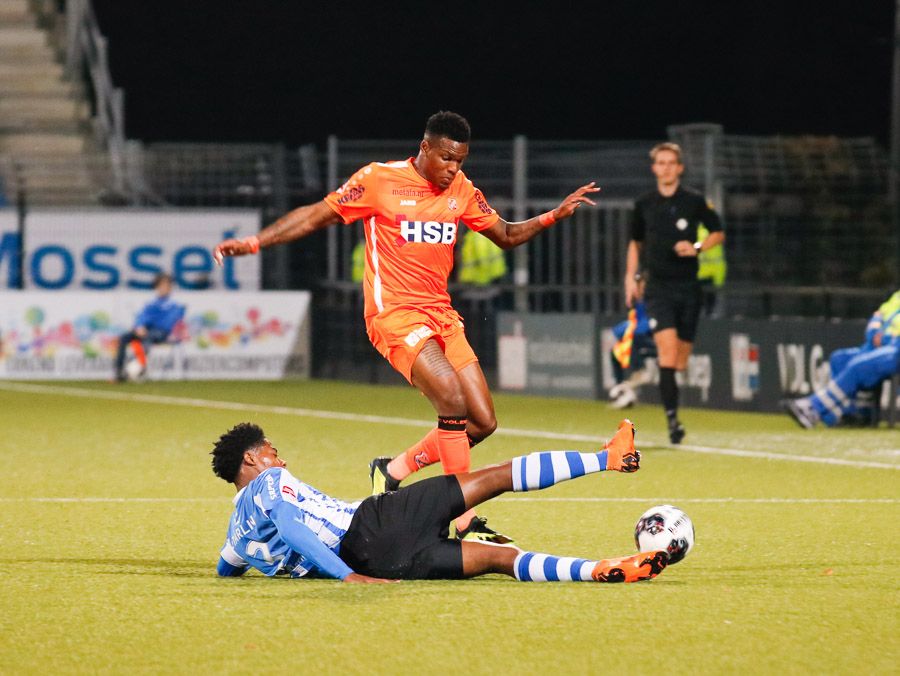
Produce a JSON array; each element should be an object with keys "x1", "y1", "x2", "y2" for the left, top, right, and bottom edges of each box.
[
  {"x1": 213, "y1": 111, "x2": 599, "y2": 543},
  {"x1": 211, "y1": 420, "x2": 667, "y2": 583}
]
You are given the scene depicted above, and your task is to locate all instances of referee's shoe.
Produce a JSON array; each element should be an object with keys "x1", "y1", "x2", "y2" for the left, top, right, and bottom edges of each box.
[{"x1": 668, "y1": 418, "x2": 686, "y2": 445}]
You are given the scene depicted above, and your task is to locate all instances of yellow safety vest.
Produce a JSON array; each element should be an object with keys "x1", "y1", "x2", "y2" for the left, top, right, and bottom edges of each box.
[
  {"x1": 459, "y1": 229, "x2": 507, "y2": 285},
  {"x1": 877, "y1": 290, "x2": 900, "y2": 338},
  {"x1": 351, "y1": 241, "x2": 365, "y2": 283},
  {"x1": 696, "y1": 224, "x2": 727, "y2": 288}
]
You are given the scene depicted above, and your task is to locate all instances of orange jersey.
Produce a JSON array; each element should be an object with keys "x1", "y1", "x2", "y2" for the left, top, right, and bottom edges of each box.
[{"x1": 323, "y1": 158, "x2": 500, "y2": 318}]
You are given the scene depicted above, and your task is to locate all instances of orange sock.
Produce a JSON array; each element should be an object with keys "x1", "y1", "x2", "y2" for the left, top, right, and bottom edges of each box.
[
  {"x1": 435, "y1": 416, "x2": 478, "y2": 531},
  {"x1": 387, "y1": 428, "x2": 442, "y2": 481},
  {"x1": 130, "y1": 340, "x2": 147, "y2": 367}
]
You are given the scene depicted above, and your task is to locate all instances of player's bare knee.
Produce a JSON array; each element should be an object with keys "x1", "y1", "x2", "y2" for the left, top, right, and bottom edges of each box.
[
  {"x1": 468, "y1": 415, "x2": 497, "y2": 441},
  {"x1": 434, "y1": 377, "x2": 466, "y2": 415}
]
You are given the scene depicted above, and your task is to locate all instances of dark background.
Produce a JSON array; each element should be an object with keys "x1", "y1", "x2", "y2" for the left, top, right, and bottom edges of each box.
[{"x1": 91, "y1": 1, "x2": 895, "y2": 145}]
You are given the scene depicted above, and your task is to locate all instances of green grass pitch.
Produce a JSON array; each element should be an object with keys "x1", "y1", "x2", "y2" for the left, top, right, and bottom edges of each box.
[{"x1": 1, "y1": 379, "x2": 898, "y2": 674}]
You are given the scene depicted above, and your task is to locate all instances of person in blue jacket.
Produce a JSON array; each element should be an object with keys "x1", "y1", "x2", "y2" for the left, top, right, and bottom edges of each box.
[
  {"x1": 114, "y1": 273, "x2": 186, "y2": 382},
  {"x1": 785, "y1": 289, "x2": 900, "y2": 428}
]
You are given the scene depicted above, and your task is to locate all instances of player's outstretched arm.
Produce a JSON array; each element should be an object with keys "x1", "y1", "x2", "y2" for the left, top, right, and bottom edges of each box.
[
  {"x1": 269, "y1": 502, "x2": 397, "y2": 584},
  {"x1": 480, "y1": 182, "x2": 600, "y2": 250},
  {"x1": 342, "y1": 573, "x2": 399, "y2": 584},
  {"x1": 213, "y1": 200, "x2": 341, "y2": 264},
  {"x1": 216, "y1": 556, "x2": 247, "y2": 577}
]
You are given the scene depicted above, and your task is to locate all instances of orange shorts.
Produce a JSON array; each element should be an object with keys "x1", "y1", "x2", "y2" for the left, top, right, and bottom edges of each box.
[{"x1": 366, "y1": 305, "x2": 478, "y2": 384}]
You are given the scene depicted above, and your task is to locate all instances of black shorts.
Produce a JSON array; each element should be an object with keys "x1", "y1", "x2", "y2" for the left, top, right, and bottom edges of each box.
[
  {"x1": 338, "y1": 475, "x2": 466, "y2": 580},
  {"x1": 645, "y1": 280, "x2": 702, "y2": 342}
]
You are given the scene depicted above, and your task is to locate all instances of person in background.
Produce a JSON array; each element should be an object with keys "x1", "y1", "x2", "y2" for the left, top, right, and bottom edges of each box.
[
  {"x1": 623, "y1": 142, "x2": 725, "y2": 444},
  {"x1": 785, "y1": 289, "x2": 900, "y2": 428},
  {"x1": 114, "y1": 273, "x2": 186, "y2": 382},
  {"x1": 696, "y1": 223, "x2": 727, "y2": 317},
  {"x1": 609, "y1": 274, "x2": 655, "y2": 409}
]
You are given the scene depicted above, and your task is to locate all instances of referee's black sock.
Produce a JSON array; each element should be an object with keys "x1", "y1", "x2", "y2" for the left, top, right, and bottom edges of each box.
[{"x1": 659, "y1": 367, "x2": 679, "y2": 421}]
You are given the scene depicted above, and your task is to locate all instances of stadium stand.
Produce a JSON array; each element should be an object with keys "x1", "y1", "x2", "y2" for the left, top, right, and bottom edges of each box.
[{"x1": 0, "y1": 0, "x2": 109, "y2": 204}]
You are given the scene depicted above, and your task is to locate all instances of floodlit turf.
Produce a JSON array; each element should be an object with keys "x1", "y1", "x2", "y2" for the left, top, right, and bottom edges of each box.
[{"x1": 1, "y1": 379, "x2": 898, "y2": 674}]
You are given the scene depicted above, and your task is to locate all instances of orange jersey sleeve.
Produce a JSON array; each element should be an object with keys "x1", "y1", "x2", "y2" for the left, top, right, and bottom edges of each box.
[
  {"x1": 323, "y1": 163, "x2": 379, "y2": 224},
  {"x1": 459, "y1": 184, "x2": 500, "y2": 232}
]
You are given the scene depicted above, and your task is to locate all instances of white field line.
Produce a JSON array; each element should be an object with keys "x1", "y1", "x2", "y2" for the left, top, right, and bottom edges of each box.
[
  {"x1": 0, "y1": 496, "x2": 896, "y2": 504},
  {"x1": 2, "y1": 381, "x2": 899, "y2": 471}
]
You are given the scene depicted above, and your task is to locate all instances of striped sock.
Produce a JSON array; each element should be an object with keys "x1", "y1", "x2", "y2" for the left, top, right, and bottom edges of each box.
[
  {"x1": 511, "y1": 450, "x2": 609, "y2": 492},
  {"x1": 513, "y1": 551, "x2": 598, "y2": 582}
]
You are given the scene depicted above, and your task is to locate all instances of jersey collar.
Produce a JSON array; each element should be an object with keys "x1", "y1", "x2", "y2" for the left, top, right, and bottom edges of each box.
[{"x1": 232, "y1": 487, "x2": 246, "y2": 505}]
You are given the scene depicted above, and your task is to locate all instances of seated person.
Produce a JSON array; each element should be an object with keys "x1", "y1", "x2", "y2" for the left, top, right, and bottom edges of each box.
[
  {"x1": 785, "y1": 289, "x2": 900, "y2": 428},
  {"x1": 211, "y1": 420, "x2": 667, "y2": 584},
  {"x1": 114, "y1": 273, "x2": 186, "y2": 381}
]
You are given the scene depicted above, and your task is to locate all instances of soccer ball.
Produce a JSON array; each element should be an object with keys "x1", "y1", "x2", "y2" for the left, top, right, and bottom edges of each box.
[
  {"x1": 124, "y1": 358, "x2": 145, "y2": 382},
  {"x1": 634, "y1": 505, "x2": 695, "y2": 564}
]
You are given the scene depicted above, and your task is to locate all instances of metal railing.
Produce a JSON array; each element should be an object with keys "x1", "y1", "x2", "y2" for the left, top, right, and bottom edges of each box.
[
  {"x1": 64, "y1": 0, "x2": 125, "y2": 192},
  {"x1": 0, "y1": 131, "x2": 894, "y2": 310}
]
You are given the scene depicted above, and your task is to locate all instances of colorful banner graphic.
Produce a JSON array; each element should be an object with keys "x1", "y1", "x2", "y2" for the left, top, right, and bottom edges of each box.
[{"x1": 0, "y1": 291, "x2": 310, "y2": 380}]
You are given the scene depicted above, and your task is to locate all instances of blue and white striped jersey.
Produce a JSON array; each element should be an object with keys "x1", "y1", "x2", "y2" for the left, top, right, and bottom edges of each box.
[{"x1": 219, "y1": 467, "x2": 360, "y2": 578}]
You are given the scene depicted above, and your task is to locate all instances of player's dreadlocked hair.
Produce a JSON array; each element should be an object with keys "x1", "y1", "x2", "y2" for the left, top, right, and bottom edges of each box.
[
  {"x1": 210, "y1": 422, "x2": 265, "y2": 483},
  {"x1": 424, "y1": 111, "x2": 471, "y2": 143}
]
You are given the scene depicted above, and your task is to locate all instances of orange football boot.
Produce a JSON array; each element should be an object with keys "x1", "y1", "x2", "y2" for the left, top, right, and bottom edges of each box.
[
  {"x1": 604, "y1": 419, "x2": 641, "y2": 472},
  {"x1": 591, "y1": 550, "x2": 668, "y2": 583}
]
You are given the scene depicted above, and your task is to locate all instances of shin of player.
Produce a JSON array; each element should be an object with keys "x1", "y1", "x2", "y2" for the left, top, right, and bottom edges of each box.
[{"x1": 454, "y1": 420, "x2": 665, "y2": 582}]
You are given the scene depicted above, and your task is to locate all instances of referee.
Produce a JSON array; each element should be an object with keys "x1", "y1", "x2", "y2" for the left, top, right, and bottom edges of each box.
[{"x1": 624, "y1": 142, "x2": 725, "y2": 444}]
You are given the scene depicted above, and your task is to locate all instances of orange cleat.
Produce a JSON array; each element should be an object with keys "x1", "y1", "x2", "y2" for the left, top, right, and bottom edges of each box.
[
  {"x1": 604, "y1": 419, "x2": 641, "y2": 472},
  {"x1": 591, "y1": 550, "x2": 668, "y2": 583}
]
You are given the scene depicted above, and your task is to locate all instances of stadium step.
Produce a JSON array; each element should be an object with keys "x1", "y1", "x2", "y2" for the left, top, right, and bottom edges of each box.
[
  {"x1": 0, "y1": 26, "x2": 45, "y2": 48},
  {"x1": 0, "y1": 61, "x2": 64, "y2": 78},
  {"x1": 0, "y1": 132, "x2": 86, "y2": 154},
  {"x1": 0, "y1": 71, "x2": 66, "y2": 92},
  {"x1": 0, "y1": 117, "x2": 85, "y2": 134},
  {"x1": 0, "y1": 96, "x2": 85, "y2": 120},
  {"x1": 0, "y1": 76, "x2": 74, "y2": 96},
  {"x1": 0, "y1": 0, "x2": 31, "y2": 25}
]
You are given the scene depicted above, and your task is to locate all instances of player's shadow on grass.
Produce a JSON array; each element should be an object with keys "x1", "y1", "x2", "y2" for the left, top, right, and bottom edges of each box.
[
  {"x1": 5, "y1": 559, "x2": 685, "y2": 588},
  {"x1": 6, "y1": 557, "x2": 213, "y2": 578}
]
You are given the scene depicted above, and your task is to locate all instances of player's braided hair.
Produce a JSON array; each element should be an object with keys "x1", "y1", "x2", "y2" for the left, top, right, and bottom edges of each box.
[
  {"x1": 210, "y1": 422, "x2": 265, "y2": 483},
  {"x1": 425, "y1": 111, "x2": 471, "y2": 143}
]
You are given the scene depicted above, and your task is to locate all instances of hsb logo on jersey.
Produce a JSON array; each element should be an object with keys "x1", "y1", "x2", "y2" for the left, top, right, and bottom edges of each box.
[{"x1": 400, "y1": 220, "x2": 457, "y2": 244}]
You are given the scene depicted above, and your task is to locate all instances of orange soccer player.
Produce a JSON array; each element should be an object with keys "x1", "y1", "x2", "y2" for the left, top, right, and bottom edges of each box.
[{"x1": 214, "y1": 111, "x2": 598, "y2": 543}]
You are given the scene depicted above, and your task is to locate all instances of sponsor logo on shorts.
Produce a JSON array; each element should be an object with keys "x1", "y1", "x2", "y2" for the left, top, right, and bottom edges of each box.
[{"x1": 405, "y1": 325, "x2": 434, "y2": 347}]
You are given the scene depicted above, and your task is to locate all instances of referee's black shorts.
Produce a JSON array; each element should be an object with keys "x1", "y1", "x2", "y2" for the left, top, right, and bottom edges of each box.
[
  {"x1": 338, "y1": 475, "x2": 466, "y2": 580},
  {"x1": 645, "y1": 279, "x2": 702, "y2": 342}
]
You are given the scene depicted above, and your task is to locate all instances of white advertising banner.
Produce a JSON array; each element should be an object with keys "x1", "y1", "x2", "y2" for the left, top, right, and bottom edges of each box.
[
  {"x1": 19, "y1": 209, "x2": 260, "y2": 291},
  {"x1": 0, "y1": 209, "x2": 19, "y2": 288},
  {"x1": 0, "y1": 291, "x2": 310, "y2": 380}
]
